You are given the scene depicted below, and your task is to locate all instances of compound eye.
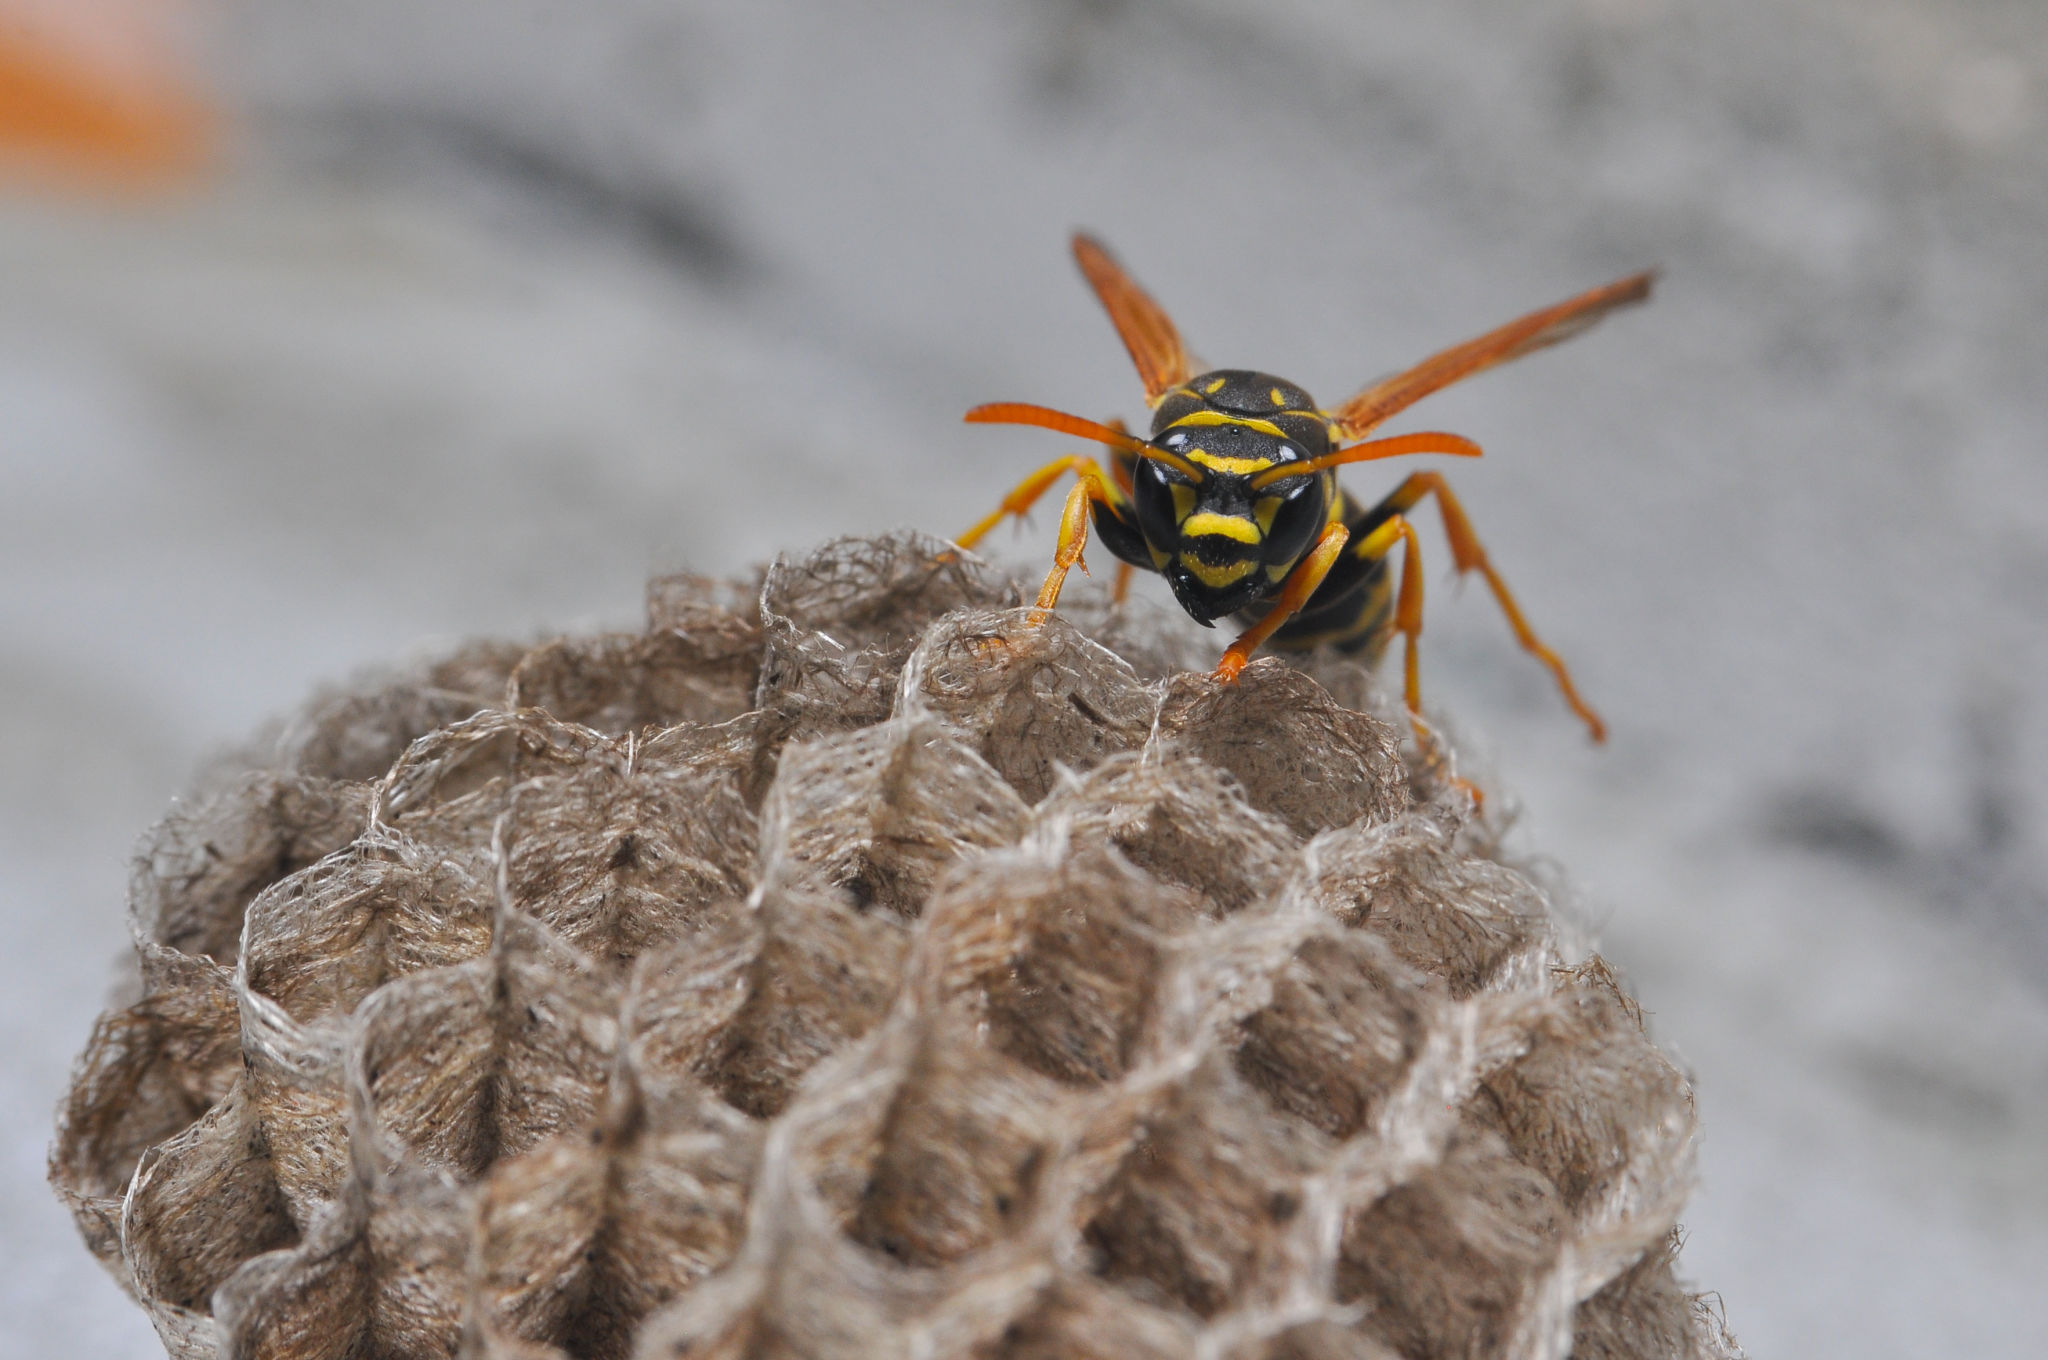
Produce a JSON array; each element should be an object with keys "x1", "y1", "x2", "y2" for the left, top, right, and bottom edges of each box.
[
  {"x1": 1132, "y1": 456, "x2": 1186, "y2": 548},
  {"x1": 1260, "y1": 474, "x2": 1326, "y2": 564},
  {"x1": 1261, "y1": 447, "x2": 1316, "y2": 495}
]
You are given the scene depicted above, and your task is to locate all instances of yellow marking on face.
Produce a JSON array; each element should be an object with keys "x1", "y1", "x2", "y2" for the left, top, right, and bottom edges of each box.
[
  {"x1": 1270, "y1": 387, "x2": 1286, "y2": 407},
  {"x1": 1188, "y1": 448, "x2": 1276, "y2": 475},
  {"x1": 1182, "y1": 511, "x2": 1260, "y2": 544},
  {"x1": 1206, "y1": 377, "x2": 1228, "y2": 394},
  {"x1": 1169, "y1": 410, "x2": 1290, "y2": 439},
  {"x1": 1149, "y1": 544, "x2": 1172, "y2": 569},
  {"x1": 1180, "y1": 556, "x2": 1259, "y2": 589},
  {"x1": 1170, "y1": 482, "x2": 1197, "y2": 522},
  {"x1": 1267, "y1": 561, "x2": 1291, "y2": 583},
  {"x1": 1254, "y1": 496, "x2": 1282, "y2": 534}
]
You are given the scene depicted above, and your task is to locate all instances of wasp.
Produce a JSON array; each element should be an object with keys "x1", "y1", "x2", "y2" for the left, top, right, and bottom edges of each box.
[{"x1": 957, "y1": 235, "x2": 1651, "y2": 743}]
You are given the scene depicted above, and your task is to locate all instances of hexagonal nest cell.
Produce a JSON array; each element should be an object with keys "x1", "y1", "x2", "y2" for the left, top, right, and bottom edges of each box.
[{"x1": 52, "y1": 531, "x2": 1742, "y2": 1360}]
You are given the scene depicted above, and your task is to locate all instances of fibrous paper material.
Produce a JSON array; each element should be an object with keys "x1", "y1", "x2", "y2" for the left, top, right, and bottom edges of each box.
[{"x1": 52, "y1": 531, "x2": 1740, "y2": 1360}]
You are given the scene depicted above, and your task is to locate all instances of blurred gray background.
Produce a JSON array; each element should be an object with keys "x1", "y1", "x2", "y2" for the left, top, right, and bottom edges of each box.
[{"x1": 5, "y1": 1, "x2": 2046, "y2": 1356}]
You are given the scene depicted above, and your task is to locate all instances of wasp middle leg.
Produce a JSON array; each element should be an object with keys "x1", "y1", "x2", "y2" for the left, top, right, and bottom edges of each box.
[
  {"x1": 1373, "y1": 471, "x2": 1605, "y2": 741},
  {"x1": 1338, "y1": 512, "x2": 1488, "y2": 803}
]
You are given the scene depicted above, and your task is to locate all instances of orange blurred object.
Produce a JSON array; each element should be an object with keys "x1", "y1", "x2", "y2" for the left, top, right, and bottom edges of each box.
[{"x1": 0, "y1": 0, "x2": 212, "y2": 188}]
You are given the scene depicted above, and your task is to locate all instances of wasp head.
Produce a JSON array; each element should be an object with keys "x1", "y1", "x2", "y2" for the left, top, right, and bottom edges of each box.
[{"x1": 1131, "y1": 379, "x2": 1334, "y2": 625}]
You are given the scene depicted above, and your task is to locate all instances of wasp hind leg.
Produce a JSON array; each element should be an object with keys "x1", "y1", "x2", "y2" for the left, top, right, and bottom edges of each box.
[{"x1": 1346, "y1": 513, "x2": 1486, "y2": 805}]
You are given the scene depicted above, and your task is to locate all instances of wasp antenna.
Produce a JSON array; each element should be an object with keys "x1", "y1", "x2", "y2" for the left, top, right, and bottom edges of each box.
[
  {"x1": 965, "y1": 401, "x2": 1204, "y2": 481},
  {"x1": 1249, "y1": 431, "x2": 1482, "y2": 491}
]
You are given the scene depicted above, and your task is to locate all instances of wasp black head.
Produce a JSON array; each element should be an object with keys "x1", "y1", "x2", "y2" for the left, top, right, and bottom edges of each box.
[{"x1": 1129, "y1": 369, "x2": 1337, "y2": 625}]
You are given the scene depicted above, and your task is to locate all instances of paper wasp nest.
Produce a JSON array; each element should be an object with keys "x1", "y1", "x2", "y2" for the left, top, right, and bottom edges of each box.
[{"x1": 53, "y1": 532, "x2": 1741, "y2": 1360}]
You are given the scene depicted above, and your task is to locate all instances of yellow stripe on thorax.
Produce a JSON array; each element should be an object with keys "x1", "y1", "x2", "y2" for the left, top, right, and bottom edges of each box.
[{"x1": 1167, "y1": 409, "x2": 1291, "y2": 439}]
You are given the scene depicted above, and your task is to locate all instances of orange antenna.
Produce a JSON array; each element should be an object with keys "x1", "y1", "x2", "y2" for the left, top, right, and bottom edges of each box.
[
  {"x1": 1248, "y1": 431, "x2": 1482, "y2": 491},
  {"x1": 965, "y1": 402, "x2": 1205, "y2": 482}
]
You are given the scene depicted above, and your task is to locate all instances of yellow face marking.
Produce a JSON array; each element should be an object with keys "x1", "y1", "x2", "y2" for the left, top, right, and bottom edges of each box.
[
  {"x1": 1170, "y1": 482, "x2": 1197, "y2": 522},
  {"x1": 1148, "y1": 544, "x2": 1172, "y2": 570},
  {"x1": 1266, "y1": 561, "x2": 1291, "y2": 583},
  {"x1": 1206, "y1": 377, "x2": 1228, "y2": 394},
  {"x1": 1180, "y1": 556, "x2": 1259, "y2": 589},
  {"x1": 1182, "y1": 511, "x2": 1260, "y2": 544},
  {"x1": 1188, "y1": 448, "x2": 1275, "y2": 475},
  {"x1": 1270, "y1": 387, "x2": 1286, "y2": 407},
  {"x1": 1254, "y1": 496, "x2": 1282, "y2": 534},
  {"x1": 1168, "y1": 410, "x2": 1290, "y2": 439}
]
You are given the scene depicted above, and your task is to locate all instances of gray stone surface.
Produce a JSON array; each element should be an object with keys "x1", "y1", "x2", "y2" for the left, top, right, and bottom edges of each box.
[{"x1": 4, "y1": 1, "x2": 2045, "y2": 1356}]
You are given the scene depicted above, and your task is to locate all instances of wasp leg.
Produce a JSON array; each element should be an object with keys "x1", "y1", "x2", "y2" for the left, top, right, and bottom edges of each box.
[
  {"x1": 1112, "y1": 562, "x2": 1136, "y2": 605},
  {"x1": 1027, "y1": 478, "x2": 1097, "y2": 619},
  {"x1": 1349, "y1": 514, "x2": 1427, "y2": 716},
  {"x1": 957, "y1": 454, "x2": 1137, "y2": 625},
  {"x1": 958, "y1": 454, "x2": 1099, "y2": 549},
  {"x1": 1350, "y1": 514, "x2": 1483, "y2": 805},
  {"x1": 1379, "y1": 471, "x2": 1605, "y2": 742},
  {"x1": 1216, "y1": 522, "x2": 1352, "y2": 682}
]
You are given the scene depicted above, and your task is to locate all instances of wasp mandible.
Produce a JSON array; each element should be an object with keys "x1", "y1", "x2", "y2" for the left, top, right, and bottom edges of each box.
[{"x1": 957, "y1": 235, "x2": 1651, "y2": 742}]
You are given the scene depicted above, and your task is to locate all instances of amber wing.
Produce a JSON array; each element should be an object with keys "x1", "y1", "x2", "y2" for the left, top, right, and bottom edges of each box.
[
  {"x1": 1330, "y1": 271, "x2": 1654, "y2": 440},
  {"x1": 1071, "y1": 233, "x2": 1196, "y2": 405}
]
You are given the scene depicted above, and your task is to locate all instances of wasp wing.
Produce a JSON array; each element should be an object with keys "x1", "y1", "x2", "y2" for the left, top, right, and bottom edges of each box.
[
  {"x1": 1329, "y1": 271, "x2": 1654, "y2": 440},
  {"x1": 1072, "y1": 233, "x2": 1196, "y2": 406}
]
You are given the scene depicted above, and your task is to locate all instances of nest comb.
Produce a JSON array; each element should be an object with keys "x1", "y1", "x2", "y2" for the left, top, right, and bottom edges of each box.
[{"x1": 51, "y1": 531, "x2": 1742, "y2": 1360}]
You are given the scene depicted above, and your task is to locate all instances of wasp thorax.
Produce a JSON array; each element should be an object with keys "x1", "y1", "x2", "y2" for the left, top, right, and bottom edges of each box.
[{"x1": 1149, "y1": 368, "x2": 1335, "y2": 459}]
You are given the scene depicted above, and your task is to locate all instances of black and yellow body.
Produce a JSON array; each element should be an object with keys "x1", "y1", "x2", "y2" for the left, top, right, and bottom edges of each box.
[
  {"x1": 1089, "y1": 386, "x2": 1421, "y2": 656},
  {"x1": 960, "y1": 235, "x2": 1653, "y2": 743},
  {"x1": 1091, "y1": 370, "x2": 1338, "y2": 627}
]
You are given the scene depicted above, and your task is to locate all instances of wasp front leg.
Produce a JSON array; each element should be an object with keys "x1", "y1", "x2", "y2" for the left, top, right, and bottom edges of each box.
[
  {"x1": 1216, "y1": 522, "x2": 1352, "y2": 682},
  {"x1": 955, "y1": 454, "x2": 1142, "y2": 624}
]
